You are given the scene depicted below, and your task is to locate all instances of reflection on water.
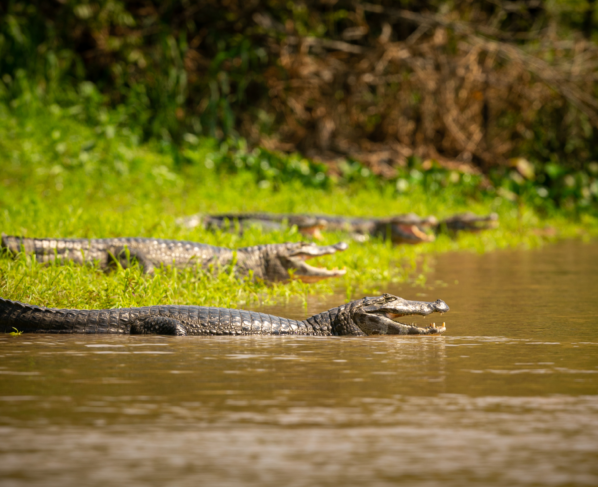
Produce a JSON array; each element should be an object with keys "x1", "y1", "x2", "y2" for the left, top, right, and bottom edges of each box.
[{"x1": 1, "y1": 240, "x2": 597, "y2": 486}]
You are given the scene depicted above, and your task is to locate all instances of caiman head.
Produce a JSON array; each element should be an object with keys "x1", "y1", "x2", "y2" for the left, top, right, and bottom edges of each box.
[
  {"x1": 261, "y1": 242, "x2": 348, "y2": 283},
  {"x1": 288, "y1": 216, "x2": 328, "y2": 240},
  {"x1": 332, "y1": 294, "x2": 449, "y2": 335},
  {"x1": 373, "y1": 214, "x2": 438, "y2": 244}
]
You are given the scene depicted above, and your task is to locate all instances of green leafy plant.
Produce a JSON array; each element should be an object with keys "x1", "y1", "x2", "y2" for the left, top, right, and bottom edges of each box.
[{"x1": 1, "y1": 0, "x2": 598, "y2": 205}]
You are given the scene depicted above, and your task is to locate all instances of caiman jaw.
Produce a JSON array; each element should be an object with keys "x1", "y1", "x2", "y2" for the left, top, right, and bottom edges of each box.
[
  {"x1": 355, "y1": 294, "x2": 449, "y2": 335},
  {"x1": 297, "y1": 224, "x2": 326, "y2": 240},
  {"x1": 393, "y1": 223, "x2": 436, "y2": 243},
  {"x1": 388, "y1": 215, "x2": 438, "y2": 244},
  {"x1": 286, "y1": 242, "x2": 348, "y2": 283},
  {"x1": 383, "y1": 312, "x2": 447, "y2": 334}
]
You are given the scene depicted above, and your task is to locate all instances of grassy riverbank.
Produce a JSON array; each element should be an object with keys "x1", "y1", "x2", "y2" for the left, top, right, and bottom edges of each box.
[{"x1": 1, "y1": 102, "x2": 596, "y2": 310}]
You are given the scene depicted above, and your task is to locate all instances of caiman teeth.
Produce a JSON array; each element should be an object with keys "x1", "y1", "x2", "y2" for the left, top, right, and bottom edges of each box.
[{"x1": 302, "y1": 263, "x2": 346, "y2": 275}]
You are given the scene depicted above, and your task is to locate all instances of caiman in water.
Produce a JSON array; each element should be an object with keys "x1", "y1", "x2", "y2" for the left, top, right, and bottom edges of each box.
[
  {"x1": 0, "y1": 294, "x2": 448, "y2": 336},
  {"x1": 0, "y1": 236, "x2": 347, "y2": 283}
]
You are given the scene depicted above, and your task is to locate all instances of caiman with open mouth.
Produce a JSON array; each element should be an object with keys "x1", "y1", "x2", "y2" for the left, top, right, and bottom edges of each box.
[
  {"x1": 179, "y1": 212, "x2": 439, "y2": 244},
  {"x1": 0, "y1": 294, "x2": 449, "y2": 336},
  {"x1": 1, "y1": 236, "x2": 347, "y2": 283},
  {"x1": 181, "y1": 211, "x2": 499, "y2": 242}
]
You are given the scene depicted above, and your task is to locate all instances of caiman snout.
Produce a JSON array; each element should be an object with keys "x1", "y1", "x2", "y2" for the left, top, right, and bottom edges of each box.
[
  {"x1": 433, "y1": 299, "x2": 450, "y2": 313},
  {"x1": 288, "y1": 242, "x2": 348, "y2": 258},
  {"x1": 353, "y1": 294, "x2": 450, "y2": 335},
  {"x1": 265, "y1": 242, "x2": 348, "y2": 283}
]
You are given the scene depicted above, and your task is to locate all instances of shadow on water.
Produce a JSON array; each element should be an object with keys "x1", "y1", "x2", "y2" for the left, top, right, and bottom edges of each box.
[{"x1": 0, "y1": 240, "x2": 597, "y2": 486}]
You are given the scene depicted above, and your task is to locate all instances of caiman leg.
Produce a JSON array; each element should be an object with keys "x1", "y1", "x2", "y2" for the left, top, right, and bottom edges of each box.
[{"x1": 109, "y1": 246, "x2": 155, "y2": 274}]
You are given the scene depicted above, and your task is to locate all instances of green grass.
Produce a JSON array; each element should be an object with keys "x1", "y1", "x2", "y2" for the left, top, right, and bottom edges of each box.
[{"x1": 1, "y1": 102, "x2": 596, "y2": 310}]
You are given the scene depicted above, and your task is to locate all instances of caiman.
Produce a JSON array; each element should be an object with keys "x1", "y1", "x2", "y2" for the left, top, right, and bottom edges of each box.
[
  {"x1": 0, "y1": 294, "x2": 449, "y2": 336},
  {"x1": 179, "y1": 213, "x2": 439, "y2": 244},
  {"x1": 177, "y1": 214, "x2": 329, "y2": 239},
  {"x1": 438, "y1": 212, "x2": 499, "y2": 233},
  {"x1": 0, "y1": 236, "x2": 347, "y2": 283}
]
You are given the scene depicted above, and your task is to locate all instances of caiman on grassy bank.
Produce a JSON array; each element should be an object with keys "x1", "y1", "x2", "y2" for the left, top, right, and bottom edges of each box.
[
  {"x1": 0, "y1": 294, "x2": 448, "y2": 336},
  {"x1": 180, "y1": 213, "x2": 439, "y2": 243},
  {"x1": 438, "y1": 212, "x2": 499, "y2": 233},
  {"x1": 1, "y1": 236, "x2": 347, "y2": 283},
  {"x1": 179, "y1": 212, "x2": 498, "y2": 243}
]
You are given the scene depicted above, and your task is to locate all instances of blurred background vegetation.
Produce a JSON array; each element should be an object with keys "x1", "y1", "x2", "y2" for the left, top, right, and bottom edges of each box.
[
  {"x1": 2, "y1": 0, "x2": 598, "y2": 307},
  {"x1": 1, "y1": 0, "x2": 598, "y2": 212}
]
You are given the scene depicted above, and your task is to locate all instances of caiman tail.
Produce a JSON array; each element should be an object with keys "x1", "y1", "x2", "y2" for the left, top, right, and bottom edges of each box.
[{"x1": 0, "y1": 298, "x2": 130, "y2": 334}]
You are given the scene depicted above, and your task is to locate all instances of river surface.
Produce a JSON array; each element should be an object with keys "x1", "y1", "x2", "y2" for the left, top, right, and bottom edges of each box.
[{"x1": 0, "y1": 240, "x2": 597, "y2": 486}]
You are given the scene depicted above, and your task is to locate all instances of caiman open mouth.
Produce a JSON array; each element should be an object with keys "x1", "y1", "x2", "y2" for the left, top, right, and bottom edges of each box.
[
  {"x1": 286, "y1": 216, "x2": 328, "y2": 241},
  {"x1": 392, "y1": 223, "x2": 436, "y2": 243},
  {"x1": 286, "y1": 242, "x2": 348, "y2": 283},
  {"x1": 355, "y1": 294, "x2": 449, "y2": 335},
  {"x1": 382, "y1": 311, "x2": 446, "y2": 333},
  {"x1": 388, "y1": 215, "x2": 438, "y2": 244},
  {"x1": 296, "y1": 223, "x2": 327, "y2": 241}
]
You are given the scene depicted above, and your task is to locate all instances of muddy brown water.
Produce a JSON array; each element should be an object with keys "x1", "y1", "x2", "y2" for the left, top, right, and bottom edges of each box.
[{"x1": 0, "y1": 240, "x2": 597, "y2": 487}]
